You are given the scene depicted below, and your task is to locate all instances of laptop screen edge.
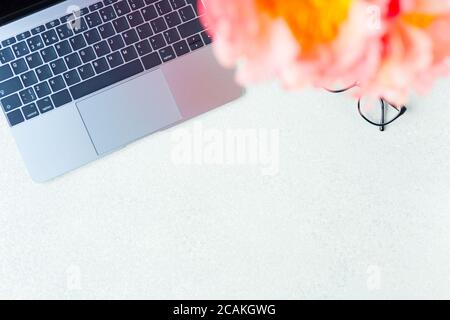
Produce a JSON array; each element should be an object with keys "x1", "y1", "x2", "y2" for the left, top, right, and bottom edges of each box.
[{"x1": 0, "y1": 0, "x2": 65, "y2": 27}]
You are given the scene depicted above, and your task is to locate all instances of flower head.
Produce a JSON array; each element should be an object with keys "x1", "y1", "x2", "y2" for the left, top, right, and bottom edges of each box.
[{"x1": 201, "y1": 0, "x2": 450, "y2": 105}]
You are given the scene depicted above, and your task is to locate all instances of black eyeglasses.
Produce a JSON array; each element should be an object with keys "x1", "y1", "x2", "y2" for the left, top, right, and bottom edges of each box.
[{"x1": 326, "y1": 84, "x2": 407, "y2": 131}]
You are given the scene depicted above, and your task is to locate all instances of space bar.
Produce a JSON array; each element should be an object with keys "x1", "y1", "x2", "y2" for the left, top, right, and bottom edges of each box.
[{"x1": 70, "y1": 60, "x2": 144, "y2": 100}]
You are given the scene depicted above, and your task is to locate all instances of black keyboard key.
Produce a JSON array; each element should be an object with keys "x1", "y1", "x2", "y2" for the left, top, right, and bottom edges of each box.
[
  {"x1": 2, "y1": 37, "x2": 16, "y2": 47},
  {"x1": 141, "y1": 5, "x2": 158, "y2": 21},
  {"x1": 163, "y1": 28, "x2": 180, "y2": 44},
  {"x1": 170, "y1": 0, "x2": 186, "y2": 10},
  {"x1": 66, "y1": 18, "x2": 85, "y2": 30},
  {"x1": 45, "y1": 19, "x2": 60, "y2": 29},
  {"x1": 108, "y1": 34, "x2": 125, "y2": 51},
  {"x1": 158, "y1": 46, "x2": 176, "y2": 62},
  {"x1": 1, "y1": 94, "x2": 22, "y2": 112},
  {"x1": 81, "y1": 5, "x2": 92, "y2": 15},
  {"x1": 79, "y1": 47, "x2": 97, "y2": 63},
  {"x1": 89, "y1": 1, "x2": 104, "y2": 11},
  {"x1": 70, "y1": 59, "x2": 143, "y2": 99},
  {"x1": 50, "y1": 58, "x2": 68, "y2": 75},
  {"x1": 63, "y1": 15, "x2": 75, "y2": 28},
  {"x1": 104, "y1": 0, "x2": 119, "y2": 5},
  {"x1": 35, "y1": 65, "x2": 53, "y2": 81},
  {"x1": 36, "y1": 97, "x2": 54, "y2": 113},
  {"x1": 136, "y1": 23, "x2": 153, "y2": 39},
  {"x1": 141, "y1": 52, "x2": 162, "y2": 70},
  {"x1": 106, "y1": 51, "x2": 124, "y2": 68},
  {"x1": 100, "y1": 6, "x2": 117, "y2": 22},
  {"x1": 173, "y1": 39, "x2": 189, "y2": 56},
  {"x1": 99, "y1": 23, "x2": 116, "y2": 39},
  {"x1": 62, "y1": 12, "x2": 75, "y2": 22},
  {"x1": 41, "y1": 46, "x2": 58, "y2": 63},
  {"x1": 155, "y1": 0, "x2": 172, "y2": 15},
  {"x1": 71, "y1": 18, "x2": 89, "y2": 34},
  {"x1": 0, "y1": 48, "x2": 15, "y2": 64},
  {"x1": 42, "y1": 29, "x2": 59, "y2": 46},
  {"x1": 0, "y1": 77, "x2": 23, "y2": 98},
  {"x1": 179, "y1": 5, "x2": 196, "y2": 22},
  {"x1": 77, "y1": 6, "x2": 91, "y2": 17},
  {"x1": 122, "y1": 29, "x2": 140, "y2": 45},
  {"x1": 93, "y1": 41, "x2": 111, "y2": 57},
  {"x1": 84, "y1": 29, "x2": 102, "y2": 45},
  {"x1": 19, "y1": 87, "x2": 37, "y2": 104},
  {"x1": 178, "y1": 18, "x2": 203, "y2": 38},
  {"x1": 49, "y1": 75, "x2": 66, "y2": 92},
  {"x1": 135, "y1": 39, "x2": 152, "y2": 56},
  {"x1": 63, "y1": 69, "x2": 81, "y2": 86},
  {"x1": 80, "y1": 7, "x2": 91, "y2": 16},
  {"x1": 31, "y1": 25, "x2": 46, "y2": 35},
  {"x1": 0, "y1": 64, "x2": 13, "y2": 81},
  {"x1": 149, "y1": 33, "x2": 166, "y2": 50},
  {"x1": 74, "y1": 7, "x2": 90, "y2": 18},
  {"x1": 78, "y1": 63, "x2": 96, "y2": 80},
  {"x1": 55, "y1": 40, "x2": 73, "y2": 57},
  {"x1": 11, "y1": 59, "x2": 29, "y2": 75},
  {"x1": 6, "y1": 109, "x2": 24, "y2": 126},
  {"x1": 25, "y1": 52, "x2": 43, "y2": 69},
  {"x1": 85, "y1": 11, "x2": 103, "y2": 28},
  {"x1": 56, "y1": 24, "x2": 74, "y2": 40},
  {"x1": 26, "y1": 35, "x2": 41, "y2": 46},
  {"x1": 165, "y1": 11, "x2": 182, "y2": 27},
  {"x1": 64, "y1": 52, "x2": 82, "y2": 69},
  {"x1": 201, "y1": 31, "x2": 212, "y2": 45},
  {"x1": 22, "y1": 103, "x2": 39, "y2": 119},
  {"x1": 186, "y1": 0, "x2": 203, "y2": 15},
  {"x1": 60, "y1": 9, "x2": 75, "y2": 21},
  {"x1": 127, "y1": 11, "x2": 144, "y2": 28},
  {"x1": 112, "y1": 16, "x2": 130, "y2": 33},
  {"x1": 129, "y1": 0, "x2": 145, "y2": 10},
  {"x1": 187, "y1": 34, "x2": 203, "y2": 50},
  {"x1": 51, "y1": 89, "x2": 72, "y2": 107},
  {"x1": 21, "y1": 70, "x2": 38, "y2": 87},
  {"x1": 114, "y1": 1, "x2": 131, "y2": 16},
  {"x1": 16, "y1": 31, "x2": 31, "y2": 41},
  {"x1": 121, "y1": 45, "x2": 138, "y2": 62},
  {"x1": 92, "y1": 57, "x2": 110, "y2": 73},
  {"x1": 34, "y1": 82, "x2": 52, "y2": 98},
  {"x1": 60, "y1": 13, "x2": 75, "y2": 24},
  {"x1": 12, "y1": 41, "x2": 30, "y2": 58},
  {"x1": 69, "y1": 34, "x2": 87, "y2": 51},
  {"x1": 27, "y1": 35, "x2": 44, "y2": 52},
  {"x1": 150, "y1": 17, "x2": 168, "y2": 33}
]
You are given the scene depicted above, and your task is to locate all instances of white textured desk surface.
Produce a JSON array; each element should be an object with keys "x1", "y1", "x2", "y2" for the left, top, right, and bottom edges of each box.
[{"x1": 1, "y1": 77, "x2": 449, "y2": 299}]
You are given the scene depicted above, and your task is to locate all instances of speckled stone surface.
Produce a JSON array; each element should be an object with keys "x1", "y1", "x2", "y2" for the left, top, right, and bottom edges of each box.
[{"x1": 1, "y1": 77, "x2": 449, "y2": 299}]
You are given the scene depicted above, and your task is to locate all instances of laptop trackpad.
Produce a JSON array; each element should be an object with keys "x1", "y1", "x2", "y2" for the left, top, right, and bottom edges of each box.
[{"x1": 77, "y1": 70, "x2": 182, "y2": 155}]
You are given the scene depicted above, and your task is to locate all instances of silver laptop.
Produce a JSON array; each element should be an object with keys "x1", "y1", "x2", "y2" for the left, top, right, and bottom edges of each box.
[{"x1": 0, "y1": 0, "x2": 243, "y2": 182}]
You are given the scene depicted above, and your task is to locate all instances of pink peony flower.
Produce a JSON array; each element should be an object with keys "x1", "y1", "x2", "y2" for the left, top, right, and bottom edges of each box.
[{"x1": 200, "y1": 0, "x2": 450, "y2": 106}]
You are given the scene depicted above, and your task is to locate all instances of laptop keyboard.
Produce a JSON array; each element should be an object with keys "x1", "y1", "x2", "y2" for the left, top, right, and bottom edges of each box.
[{"x1": 0, "y1": 0, "x2": 211, "y2": 127}]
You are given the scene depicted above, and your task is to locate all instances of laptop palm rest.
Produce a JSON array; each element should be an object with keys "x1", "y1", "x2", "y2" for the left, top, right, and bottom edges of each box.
[{"x1": 76, "y1": 70, "x2": 182, "y2": 155}]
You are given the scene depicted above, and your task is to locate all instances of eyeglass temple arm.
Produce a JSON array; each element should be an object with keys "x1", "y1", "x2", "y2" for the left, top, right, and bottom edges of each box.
[
  {"x1": 357, "y1": 98, "x2": 407, "y2": 129},
  {"x1": 325, "y1": 86, "x2": 407, "y2": 130}
]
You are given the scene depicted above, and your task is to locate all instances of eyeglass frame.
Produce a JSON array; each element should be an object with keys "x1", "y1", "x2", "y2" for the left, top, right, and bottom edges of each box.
[{"x1": 325, "y1": 83, "x2": 407, "y2": 131}]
